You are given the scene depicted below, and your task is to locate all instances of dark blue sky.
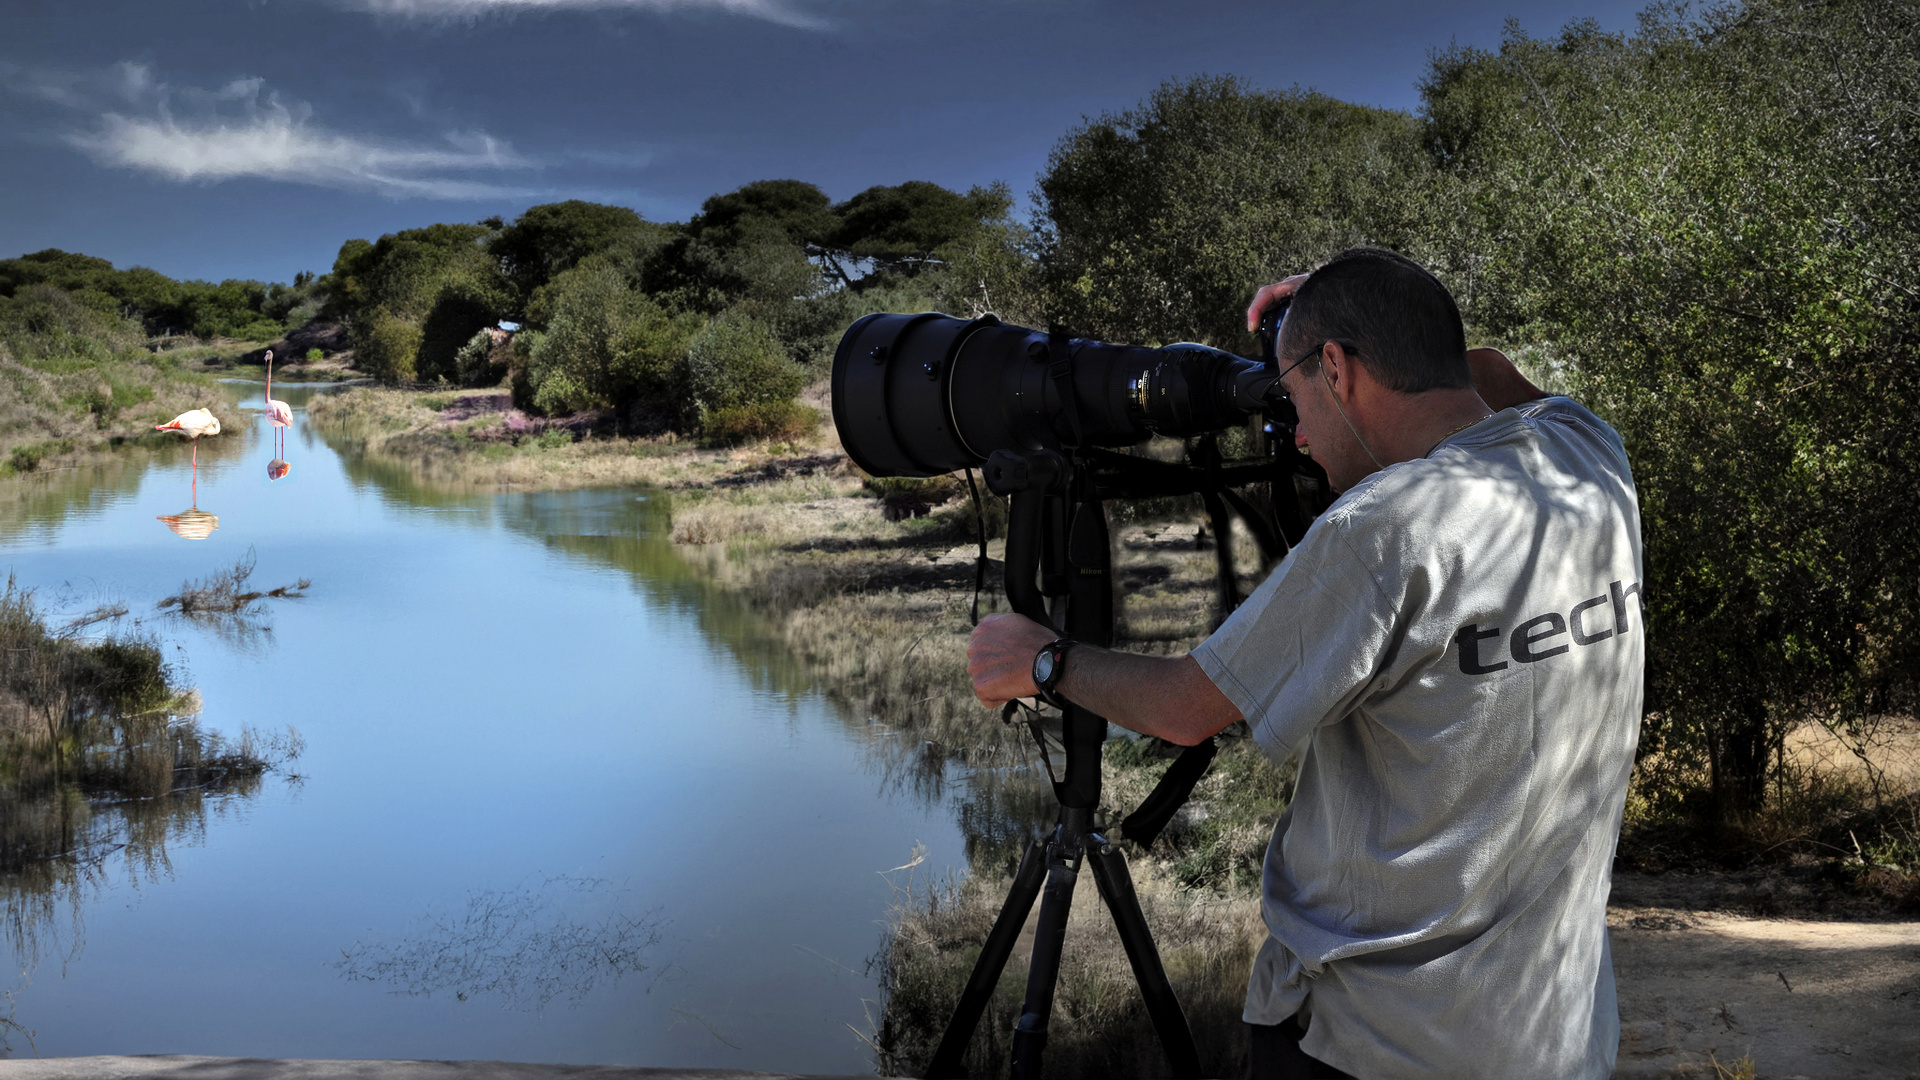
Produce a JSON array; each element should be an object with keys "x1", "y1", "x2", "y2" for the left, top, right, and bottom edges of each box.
[{"x1": 0, "y1": 0, "x2": 1647, "y2": 285}]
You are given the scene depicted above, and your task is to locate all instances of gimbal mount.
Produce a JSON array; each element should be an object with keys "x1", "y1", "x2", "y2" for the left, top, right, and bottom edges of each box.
[{"x1": 922, "y1": 439, "x2": 1324, "y2": 1080}]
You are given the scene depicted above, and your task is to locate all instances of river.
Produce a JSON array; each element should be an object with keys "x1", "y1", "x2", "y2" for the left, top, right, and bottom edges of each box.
[{"x1": 0, "y1": 384, "x2": 969, "y2": 1071}]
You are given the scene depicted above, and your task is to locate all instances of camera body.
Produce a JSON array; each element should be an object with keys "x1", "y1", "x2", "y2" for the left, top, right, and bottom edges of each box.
[{"x1": 831, "y1": 311, "x2": 1291, "y2": 479}]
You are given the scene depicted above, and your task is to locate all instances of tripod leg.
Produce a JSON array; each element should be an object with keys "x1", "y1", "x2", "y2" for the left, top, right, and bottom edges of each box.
[
  {"x1": 925, "y1": 839, "x2": 1048, "y2": 1079},
  {"x1": 1009, "y1": 821, "x2": 1082, "y2": 1080},
  {"x1": 1086, "y1": 838, "x2": 1203, "y2": 1079}
]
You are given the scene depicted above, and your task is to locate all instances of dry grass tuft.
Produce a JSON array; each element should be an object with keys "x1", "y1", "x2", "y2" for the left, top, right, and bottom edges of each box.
[{"x1": 156, "y1": 548, "x2": 309, "y2": 617}]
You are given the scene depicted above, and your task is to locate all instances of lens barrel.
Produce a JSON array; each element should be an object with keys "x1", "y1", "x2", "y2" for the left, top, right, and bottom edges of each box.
[{"x1": 832, "y1": 312, "x2": 1275, "y2": 478}]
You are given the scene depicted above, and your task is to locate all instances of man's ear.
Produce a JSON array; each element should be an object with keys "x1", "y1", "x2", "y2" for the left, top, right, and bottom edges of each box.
[{"x1": 1321, "y1": 341, "x2": 1360, "y2": 400}]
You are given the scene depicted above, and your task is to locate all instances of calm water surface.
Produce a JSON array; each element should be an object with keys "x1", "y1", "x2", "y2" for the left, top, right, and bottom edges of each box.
[{"x1": 1, "y1": 386, "x2": 967, "y2": 1070}]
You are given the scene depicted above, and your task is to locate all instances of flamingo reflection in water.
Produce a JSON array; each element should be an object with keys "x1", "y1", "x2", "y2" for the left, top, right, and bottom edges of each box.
[
  {"x1": 157, "y1": 506, "x2": 220, "y2": 540},
  {"x1": 264, "y1": 349, "x2": 292, "y2": 480}
]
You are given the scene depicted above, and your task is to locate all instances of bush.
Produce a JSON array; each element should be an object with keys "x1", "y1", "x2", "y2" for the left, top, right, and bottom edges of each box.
[
  {"x1": 524, "y1": 264, "x2": 704, "y2": 416},
  {"x1": 700, "y1": 400, "x2": 819, "y2": 445},
  {"x1": 304, "y1": 347, "x2": 324, "y2": 362},
  {"x1": 453, "y1": 330, "x2": 497, "y2": 387},
  {"x1": 353, "y1": 307, "x2": 423, "y2": 382},
  {"x1": 415, "y1": 281, "x2": 504, "y2": 382},
  {"x1": 678, "y1": 315, "x2": 805, "y2": 430}
]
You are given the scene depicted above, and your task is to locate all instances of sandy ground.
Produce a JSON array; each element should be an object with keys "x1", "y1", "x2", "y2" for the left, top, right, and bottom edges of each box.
[{"x1": 1609, "y1": 893, "x2": 1920, "y2": 1079}]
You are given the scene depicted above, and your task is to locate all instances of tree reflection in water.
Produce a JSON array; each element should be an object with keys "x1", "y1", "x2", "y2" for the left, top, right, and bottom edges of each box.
[
  {"x1": 2, "y1": 576, "x2": 303, "y2": 1051},
  {"x1": 334, "y1": 877, "x2": 662, "y2": 1011}
]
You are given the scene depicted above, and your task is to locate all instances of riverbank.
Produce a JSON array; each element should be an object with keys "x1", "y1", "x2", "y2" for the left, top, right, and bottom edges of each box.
[
  {"x1": 286, "y1": 381, "x2": 1920, "y2": 1078},
  {"x1": 0, "y1": 334, "x2": 262, "y2": 479}
]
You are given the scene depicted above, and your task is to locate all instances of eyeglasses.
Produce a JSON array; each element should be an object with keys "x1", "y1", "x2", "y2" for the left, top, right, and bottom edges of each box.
[{"x1": 1275, "y1": 340, "x2": 1353, "y2": 390}]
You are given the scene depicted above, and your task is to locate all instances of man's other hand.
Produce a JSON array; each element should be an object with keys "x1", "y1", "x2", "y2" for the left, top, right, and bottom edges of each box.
[
  {"x1": 968, "y1": 612, "x2": 1061, "y2": 708},
  {"x1": 1246, "y1": 274, "x2": 1311, "y2": 332}
]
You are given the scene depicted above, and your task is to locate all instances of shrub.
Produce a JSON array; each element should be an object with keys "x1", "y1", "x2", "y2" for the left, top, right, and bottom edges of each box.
[
  {"x1": 453, "y1": 330, "x2": 497, "y2": 387},
  {"x1": 353, "y1": 307, "x2": 423, "y2": 382},
  {"x1": 304, "y1": 347, "x2": 323, "y2": 361},
  {"x1": 700, "y1": 400, "x2": 819, "y2": 446},
  {"x1": 524, "y1": 264, "x2": 703, "y2": 416},
  {"x1": 677, "y1": 315, "x2": 805, "y2": 430},
  {"x1": 415, "y1": 281, "x2": 503, "y2": 382}
]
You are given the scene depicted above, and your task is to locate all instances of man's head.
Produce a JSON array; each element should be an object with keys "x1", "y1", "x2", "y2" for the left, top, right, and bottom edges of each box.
[
  {"x1": 1275, "y1": 247, "x2": 1469, "y2": 392},
  {"x1": 1270, "y1": 249, "x2": 1481, "y2": 492}
]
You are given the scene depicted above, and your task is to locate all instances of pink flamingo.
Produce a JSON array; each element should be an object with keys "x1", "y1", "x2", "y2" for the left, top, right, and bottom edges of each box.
[
  {"x1": 156, "y1": 407, "x2": 221, "y2": 502},
  {"x1": 264, "y1": 349, "x2": 293, "y2": 458},
  {"x1": 155, "y1": 408, "x2": 221, "y2": 468}
]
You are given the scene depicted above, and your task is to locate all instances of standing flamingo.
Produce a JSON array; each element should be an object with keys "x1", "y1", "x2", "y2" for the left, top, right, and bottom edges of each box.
[
  {"x1": 156, "y1": 407, "x2": 221, "y2": 502},
  {"x1": 263, "y1": 349, "x2": 293, "y2": 477},
  {"x1": 155, "y1": 408, "x2": 221, "y2": 467}
]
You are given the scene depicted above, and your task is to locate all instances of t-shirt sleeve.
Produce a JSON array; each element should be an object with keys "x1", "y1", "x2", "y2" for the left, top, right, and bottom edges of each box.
[{"x1": 1190, "y1": 514, "x2": 1398, "y2": 757}]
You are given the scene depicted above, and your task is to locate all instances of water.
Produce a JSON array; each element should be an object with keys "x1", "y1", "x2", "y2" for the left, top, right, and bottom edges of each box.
[{"x1": 0, "y1": 385, "x2": 967, "y2": 1070}]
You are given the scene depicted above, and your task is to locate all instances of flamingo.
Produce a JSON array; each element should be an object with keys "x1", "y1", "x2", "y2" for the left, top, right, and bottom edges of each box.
[
  {"x1": 155, "y1": 408, "x2": 221, "y2": 469},
  {"x1": 264, "y1": 349, "x2": 293, "y2": 459}
]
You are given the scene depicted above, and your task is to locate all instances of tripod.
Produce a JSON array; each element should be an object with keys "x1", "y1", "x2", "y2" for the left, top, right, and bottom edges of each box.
[{"x1": 924, "y1": 441, "x2": 1323, "y2": 1080}]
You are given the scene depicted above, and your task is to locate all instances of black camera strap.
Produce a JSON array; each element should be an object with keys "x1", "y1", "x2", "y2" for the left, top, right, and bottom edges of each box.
[{"x1": 963, "y1": 466, "x2": 989, "y2": 626}]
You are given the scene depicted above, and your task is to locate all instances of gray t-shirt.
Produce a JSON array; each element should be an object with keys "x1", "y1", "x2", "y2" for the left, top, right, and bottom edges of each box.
[{"x1": 1192, "y1": 397, "x2": 1644, "y2": 1080}]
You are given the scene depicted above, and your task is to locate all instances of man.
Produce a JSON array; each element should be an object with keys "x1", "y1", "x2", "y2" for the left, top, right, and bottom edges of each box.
[{"x1": 968, "y1": 248, "x2": 1644, "y2": 1079}]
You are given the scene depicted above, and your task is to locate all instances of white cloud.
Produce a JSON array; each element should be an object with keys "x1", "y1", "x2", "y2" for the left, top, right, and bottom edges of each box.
[
  {"x1": 58, "y1": 67, "x2": 539, "y2": 200},
  {"x1": 340, "y1": 0, "x2": 825, "y2": 29}
]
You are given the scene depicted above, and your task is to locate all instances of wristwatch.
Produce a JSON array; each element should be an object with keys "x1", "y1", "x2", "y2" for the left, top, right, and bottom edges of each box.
[{"x1": 1031, "y1": 638, "x2": 1077, "y2": 709}]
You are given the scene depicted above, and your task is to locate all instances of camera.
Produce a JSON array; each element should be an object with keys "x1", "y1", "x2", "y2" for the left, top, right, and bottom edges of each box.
[{"x1": 829, "y1": 311, "x2": 1294, "y2": 479}]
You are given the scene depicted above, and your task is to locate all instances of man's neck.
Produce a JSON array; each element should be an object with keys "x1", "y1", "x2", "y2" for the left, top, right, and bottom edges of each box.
[{"x1": 1359, "y1": 385, "x2": 1496, "y2": 466}]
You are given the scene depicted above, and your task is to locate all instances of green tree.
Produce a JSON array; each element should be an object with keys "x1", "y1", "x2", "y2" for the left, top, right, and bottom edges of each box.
[
  {"x1": 1420, "y1": 1, "x2": 1920, "y2": 819},
  {"x1": 1036, "y1": 74, "x2": 1431, "y2": 348},
  {"x1": 489, "y1": 201, "x2": 663, "y2": 311},
  {"x1": 329, "y1": 222, "x2": 508, "y2": 383},
  {"x1": 677, "y1": 314, "x2": 806, "y2": 433},
  {"x1": 524, "y1": 263, "x2": 705, "y2": 416},
  {"x1": 821, "y1": 181, "x2": 1002, "y2": 288}
]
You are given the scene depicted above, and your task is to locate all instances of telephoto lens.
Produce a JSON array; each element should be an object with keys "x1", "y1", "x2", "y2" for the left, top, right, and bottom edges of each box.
[{"x1": 831, "y1": 313, "x2": 1282, "y2": 478}]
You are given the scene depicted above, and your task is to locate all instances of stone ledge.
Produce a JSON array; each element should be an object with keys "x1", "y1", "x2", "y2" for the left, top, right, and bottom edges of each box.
[{"x1": 0, "y1": 1058, "x2": 895, "y2": 1080}]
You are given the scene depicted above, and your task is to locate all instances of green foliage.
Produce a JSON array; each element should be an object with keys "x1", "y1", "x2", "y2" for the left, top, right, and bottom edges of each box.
[
  {"x1": 489, "y1": 200, "x2": 663, "y2": 309},
  {"x1": 679, "y1": 314, "x2": 805, "y2": 430},
  {"x1": 525, "y1": 263, "x2": 705, "y2": 416},
  {"x1": 331, "y1": 222, "x2": 509, "y2": 383},
  {"x1": 453, "y1": 330, "x2": 497, "y2": 387},
  {"x1": 1035, "y1": 75, "x2": 1431, "y2": 348},
  {"x1": 1420, "y1": 0, "x2": 1920, "y2": 817},
  {"x1": 416, "y1": 280, "x2": 505, "y2": 383},
  {"x1": 699, "y1": 400, "x2": 820, "y2": 446},
  {"x1": 354, "y1": 307, "x2": 424, "y2": 383},
  {"x1": 0, "y1": 248, "x2": 309, "y2": 340},
  {"x1": 304, "y1": 348, "x2": 324, "y2": 362}
]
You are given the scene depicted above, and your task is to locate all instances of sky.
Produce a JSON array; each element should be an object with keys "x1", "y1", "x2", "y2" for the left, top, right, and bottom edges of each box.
[{"x1": 0, "y1": 0, "x2": 1650, "y2": 285}]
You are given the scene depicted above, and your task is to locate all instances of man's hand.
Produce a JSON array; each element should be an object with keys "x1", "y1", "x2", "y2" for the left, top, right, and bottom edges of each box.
[
  {"x1": 1246, "y1": 274, "x2": 1311, "y2": 332},
  {"x1": 967, "y1": 612, "x2": 1061, "y2": 708}
]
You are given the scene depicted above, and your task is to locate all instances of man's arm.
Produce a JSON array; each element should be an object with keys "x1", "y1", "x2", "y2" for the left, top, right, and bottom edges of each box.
[{"x1": 967, "y1": 612, "x2": 1242, "y2": 745}]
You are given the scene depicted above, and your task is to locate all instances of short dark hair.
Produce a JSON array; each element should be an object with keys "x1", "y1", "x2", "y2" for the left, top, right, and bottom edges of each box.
[{"x1": 1278, "y1": 248, "x2": 1469, "y2": 393}]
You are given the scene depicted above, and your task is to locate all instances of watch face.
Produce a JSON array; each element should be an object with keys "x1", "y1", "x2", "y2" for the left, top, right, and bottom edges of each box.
[{"x1": 1033, "y1": 649, "x2": 1056, "y2": 685}]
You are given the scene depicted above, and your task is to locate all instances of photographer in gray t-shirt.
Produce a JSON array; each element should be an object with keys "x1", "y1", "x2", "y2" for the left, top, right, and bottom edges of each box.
[{"x1": 969, "y1": 247, "x2": 1645, "y2": 1080}]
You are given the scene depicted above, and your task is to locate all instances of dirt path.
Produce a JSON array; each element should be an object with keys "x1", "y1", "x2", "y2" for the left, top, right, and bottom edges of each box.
[{"x1": 1610, "y1": 902, "x2": 1920, "y2": 1078}]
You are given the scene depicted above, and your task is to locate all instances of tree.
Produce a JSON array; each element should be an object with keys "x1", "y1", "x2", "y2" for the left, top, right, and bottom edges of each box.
[
  {"x1": 329, "y1": 222, "x2": 509, "y2": 383},
  {"x1": 489, "y1": 201, "x2": 662, "y2": 311},
  {"x1": 1036, "y1": 75, "x2": 1431, "y2": 349},
  {"x1": 1420, "y1": 1, "x2": 1920, "y2": 819},
  {"x1": 523, "y1": 263, "x2": 704, "y2": 417},
  {"x1": 820, "y1": 181, "x2": 1001, "y2": 288}
]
